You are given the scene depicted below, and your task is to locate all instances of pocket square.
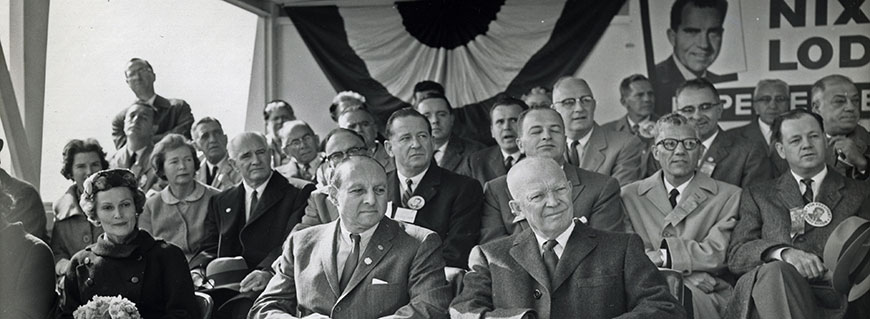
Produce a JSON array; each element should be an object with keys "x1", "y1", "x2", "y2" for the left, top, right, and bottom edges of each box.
[{"x1": 371, "y1": 278, "x2": 388, "y2": 285}]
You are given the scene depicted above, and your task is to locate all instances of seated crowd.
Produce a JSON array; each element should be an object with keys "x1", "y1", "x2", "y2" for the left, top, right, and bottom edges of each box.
[{"x1": 1, "y1": 52, "x2": 869, "y2": 319}]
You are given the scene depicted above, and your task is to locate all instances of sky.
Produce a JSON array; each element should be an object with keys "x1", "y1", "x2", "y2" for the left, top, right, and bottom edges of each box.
[{"x1": 1, "y1": 0, "x2": 257, "y2": 201}]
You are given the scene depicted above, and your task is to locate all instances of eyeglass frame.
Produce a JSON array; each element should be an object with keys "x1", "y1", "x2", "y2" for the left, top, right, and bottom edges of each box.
[
  {"x1": 676, "y1": 102, "x2": 721, "y2": 115},
  {"x1": 282, "y1": 133, "x2": 317, "y2": 149},
  {"x1": 753, "y1": 96, "x2": 789, "y2": 104},
  {"x1": 655, "y1": 138, "x2": 703, "y2": 151},
  {"x1": 325, "y1": 146, "x2": 370, "y2": 165},
  {"x1": 553, "y1": 96, "x2": 596, "y2": 108}
]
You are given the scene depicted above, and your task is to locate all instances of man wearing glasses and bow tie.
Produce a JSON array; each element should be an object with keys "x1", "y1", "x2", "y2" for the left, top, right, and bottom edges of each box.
[
  {"x1": 622, "y1": 113, "x2": 740, "y2": 319},
  {"x1": 649, "y1": 78, "x2": 772, "y2": 188}
]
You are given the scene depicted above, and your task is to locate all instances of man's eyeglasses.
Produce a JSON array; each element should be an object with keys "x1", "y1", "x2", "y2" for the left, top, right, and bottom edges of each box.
[
  {"x1": 677, "y1": 103, "x2": 720, "y2": 114},
  {"x1": 656, "y1": 138, "x2": 702, "y2": 151},
  {"x1": 326, "y1": 147, "x2": 369, "y2": 164},
  {"x1": 554, "y1": 96, "x2": 595, "y2": 108},
  {"x1": 283, "y1": 134, "x2": 316, "y2": 149},
  {"x1": 754, "y1": 96, "x2": 789, "y2": 104}
]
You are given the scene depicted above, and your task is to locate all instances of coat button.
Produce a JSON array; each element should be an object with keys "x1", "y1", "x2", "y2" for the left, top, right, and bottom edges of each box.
[
  {"x1": 663, "y1": 231, "x2": 672, "y2": 237},
  {"x1": 131, "y1": 276, "x2": 139, "y2": 284},
  {"x1": 533, "y1": 289, "x2": 542, "y2": 299},
  {"x1": 84, "y1": 257, "x2": 91, "y2": 265},
  {"x1": 334, "y1": 306, "x2": 342, "y2": 312},
  {"x1": 82, "y1": 235, "x2": 91, "y2": 243},
  {"x1": 85, "y1": 278, "x2": 94, "y2": 287}
]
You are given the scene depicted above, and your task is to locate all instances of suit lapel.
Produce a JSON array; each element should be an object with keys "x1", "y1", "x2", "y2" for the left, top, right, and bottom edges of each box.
[
  {"x1": 639, "y1": 172, "x2": 674, "y2": 216},
  {"x1": 339, "y1": 219, "x2": 397, "y2": 300},
  {"x1": 387, "y1": 171, "x2": 402, "y2": 210},
  {"x1": 510, "y1": 230, "x2": 552, "y2": 291},
  {"x1": 703, "y1": 130, "x2": 729, "y2": 168},
  {"x1": 414, "y1": 165, "x2": 441, "y2": 204},
  {"x1": 776, "y1": 174, "x2": 804, "y2": 211},
  {"x1": 318, "y1": 221, "x2": 341, "y2": 298},
  {"x1": 441, "y1": 136, "x2": 464, "y2": 170},
  {"x1": 245, "y1": 172, "x2": 284, "y2": 225},
  {"x1": 552, "y1": 223, "x2": 597, "y2": 291},
  {"x1": 582, "y1": 128, "x2": 606, "y2": 172},
  {"x1": 666, "y1": 175, "x2": 714, "y2": 226},
  {"x1": 563, "y1": 165, "x2": 586, "y2": 204},
  {"x1": 486, "y1": 147, "x2": 507, "y2": 177},
  {"x1": 817, "y1": 169, "x2": 845, "y2": 214}
]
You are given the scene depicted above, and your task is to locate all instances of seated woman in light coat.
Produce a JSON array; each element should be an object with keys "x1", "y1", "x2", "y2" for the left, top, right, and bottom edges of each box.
[
  {"x1": 59, "y1": 169, "x2": 199, "y2": 319},
  {"x1": 140, "y1": 134, "x2": 219, "y2": 265},
  {"x1": 51, "y1": 138, "x2": 108, "y2": 278}
]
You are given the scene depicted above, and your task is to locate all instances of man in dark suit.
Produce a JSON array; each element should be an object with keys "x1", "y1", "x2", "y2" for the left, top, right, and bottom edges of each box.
[
  {"x1": 726, "y1": 79, "x2": 791, "y2": 176},
  {"x1": 384, "y1": 108, "x2": 483, "y2": 270},
  {"x1": 603, "y1": 74, "x2": 659, "y2": 177},
  {"x1": 414, "y1": 93, "x2": 484, "y2": 173},
  {"x1": 811, "y1": 74, "x2": 870, "y2": 181},
  {"x1": 651, "y1": 78, "x2": 772, "y2": 188},
  {"x1": 0, "y1": 138, "x2": 46, "y2": 241},
  {"x1": 456, "y1": 95, "x2": 528, "y2": 187},
  {"x1": 552, "y1": 76, "x2": 645, "y2": 186},
  {"x1": 192, "y1": 132, "x2": 314, "y2": 316},
  {"x1": 726, "y1": 109, "x2": 870, "y2": 319},
  {"x1": 653, "y1": 0, "x2": 736, "y2": 111},
  {"x1": 108, "y1": 102, "x2": 160, "y2": 193},
  {"x1": 450, "y1": 157, "x2": 685, "y2": 319},
  {"x1": 249, "y1": 156, "x2": 451, "y2": 319},
  {"x1": 480, "y1": 107, "x2": 624, "y2": 244},
  {"x1": 111, "y1": 58, "x2": 193, "y2": 149},
  {"x1": 191, "y1": 117, "x2": 241, "y2": 191}
]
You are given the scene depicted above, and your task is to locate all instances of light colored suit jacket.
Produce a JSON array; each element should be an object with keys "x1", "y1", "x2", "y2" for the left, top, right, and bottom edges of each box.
[
  {"x1": 622, "y1": 171, "x2": 740, "y2": 273},
  {"x1": 108, "y1": 144, "x2": 159, "y2": 193},
  {"x1": 572, "y1": 124, "x2": 645, "y2": 186},
  {"x1": 480, "y1": 164, "x2": 624, "y2": 244},
  {"x1": 249, "y1": 218, "x2": 452, "y2": 319},
  {"x1": 450, "y1": 221, "x2": 685, "y2": 319},
  {"x1": 292, "y1": 187, "x2": 339, "y2": 233},
  {"x1": 195, "y1": 156, "x2": 241, "y2": 191}
]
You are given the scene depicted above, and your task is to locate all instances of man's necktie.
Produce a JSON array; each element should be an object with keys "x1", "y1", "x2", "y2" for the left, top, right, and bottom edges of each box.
[
  {"x1": 668, "y1": 189, "x2": 679, "y2": 209},
  {"x1": 801, "y1": 179, "x2": 814, "y2": 204},
  {"x1": 542, "y1": 240, "x2": 559, "y2": 284},
  {"x1": 504, "y1": 156, "x2": 514, "y2": 171},
  {"x1": 339, "y1": 233, "x2": 361, "y2": 292},
  {"x1": 127, "y1": 152, "x2": 138, "y2": 169},
  {"x1": 248, "y1": 190, "x2": 258, "y2": 221},
  {"x1": 300, "y1": 163, "x2": 313, "y2": 181},
  {"x1": 631, "y1": 123, "x2": 640, "y2": 135},
  {"x1": 568, "y1": 140, "x2": 580, "y2": 166},
  {"x1": 206, "y1": 166, "x2": 217, "y2": 185},
  {"x1": 402, "y1": 179, "x2": 414, "y2": 208}
]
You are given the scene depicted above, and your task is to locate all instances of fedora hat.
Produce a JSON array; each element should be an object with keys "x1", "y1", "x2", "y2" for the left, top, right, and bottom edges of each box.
[
  {"x1": 824, "y1": 216, "x2": 870, "y2": 301},
  {"x1": 205, "y1": 256, "x2": 248, "y2": 292}
]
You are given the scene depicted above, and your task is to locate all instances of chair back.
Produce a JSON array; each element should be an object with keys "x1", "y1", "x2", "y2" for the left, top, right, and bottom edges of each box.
[{"x1": 194, "y1": 291, "x2": 213, "y2": 319}]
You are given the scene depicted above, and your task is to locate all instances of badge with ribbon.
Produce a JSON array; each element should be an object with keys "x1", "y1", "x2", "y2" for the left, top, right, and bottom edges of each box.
[
  {"x1": 789, "y1": 206, "x2": 806, "y2": 239},
  {"x1": 804, "y1": 202, "x2": 833, "y2": 227},
  {"x1": 699, "y1": 157, "x2": 716, "y2": 176}
]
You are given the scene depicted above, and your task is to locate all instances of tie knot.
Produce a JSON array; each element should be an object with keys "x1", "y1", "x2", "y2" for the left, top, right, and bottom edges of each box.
[
  {"x1": 252, "y1": 190, "x2": 258, "y2": 198},
  {"x1": 570, "y1": 140, "x2": 580, "y2": 147},
  {"x1": 801, "y1": 178, "x2": 813, "y2": 188},
  {"x1": 543, "y1": 239, "x2": 558, "y2": 251},
  {"x1": 405, "y1": 178, "x2": 413, "y2": 189},
  {"x1": 349, "y1": 233, "x2": 361, "y2": 243},
  {"x1": 669, "y1": 188, "x2": 680, "y2": 197}
]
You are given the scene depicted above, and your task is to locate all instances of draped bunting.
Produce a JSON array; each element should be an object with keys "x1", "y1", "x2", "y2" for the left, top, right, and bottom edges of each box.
[{"x1": 285, "y1": 0, "x2": 627, "y2": 142}]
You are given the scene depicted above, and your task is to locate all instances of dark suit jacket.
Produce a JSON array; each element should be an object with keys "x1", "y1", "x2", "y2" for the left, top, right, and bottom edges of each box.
[
  {"x1": 111, "y1": 95, "x2": 194, "y2": 149},
  {"x1": 725, "y1": 119, "x2": 789, "y2": 177},
  {"x1": 192, "y1": 172, "x2": 315, "y2": 271},
  {"x1": 456, "y1": 145, "x2": 510, "y2": 187},
  {"x1": 387, "y1": 165, "x2": 483, "y2": 268},
  {"x1": 0, "y1": 169, "x2": 46, "y2": 241},
  {"x1": 249, "y1": 218, "x2": 452, "y2": 319},
  {"x1": 450, "y1": 221, "x2": 686, "y2": 319},
  {"x1": 439, "y1": 134, "x2": 485, "y2": 173},
  {"x1": 648, "y1": 128, "x2": 773, "y2": 188},
  {"x1": 725, "y1": 168, "x2": 870, "y2": 318},
  {"x1": 826, "y1": 124, "x2": 870, "y2": 180},
  {"x1": 480, "y1": 164, "x2": 625, "y2": 244},
  {"x1": 653, "y1": 56, "x2": 737, "y2": 111}
]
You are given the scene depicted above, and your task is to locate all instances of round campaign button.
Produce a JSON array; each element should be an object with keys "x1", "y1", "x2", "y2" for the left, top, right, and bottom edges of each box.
[
  {"x1": 804, "y1": 202, "x2": 833, "y2": 227},
  {"x1": 407, "y1": 196, "x2": 425, "y2": 210}
]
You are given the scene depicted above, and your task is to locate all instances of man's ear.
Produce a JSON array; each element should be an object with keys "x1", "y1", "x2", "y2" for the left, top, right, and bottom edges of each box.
[
  {"x1": 327, "y1": 185, "x2": 339, "y2": 208},
  {"x1": 227, "y1": 158, "x2": 240, "y2": 173},
  {"x1": 774, "y1": 142, "x2": 786, "y2": 160},
  {"x1": 508, "y1": 200, "x2": 523, "y2": 218},
  {"x1": 516, "y1": 137, "x2": 525, "y2": 154},
  {"x1": 384, "y1": 140, "x2": 394, "y2": 158},
  {"x1": 667, "y1": 28, "x2": 676, "y2": 47}
]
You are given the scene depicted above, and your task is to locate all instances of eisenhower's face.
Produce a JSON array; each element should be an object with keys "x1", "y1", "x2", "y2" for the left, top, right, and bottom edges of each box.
[
  {"x1": 622, "y1": 80, "x2": 655, "y2": 119},
  {"x1": 753, "y1": 83, "x2": 790, "y2": 125},
  {"x1": 385, "y1": 116, "x2": 434, "y2": 172},
  {"x1": 280, "y1": 124, "x2": 320, "y2": 165},
  {"x1": 775, "y1": 115, "x2": 828, "y2": 175},
  {"x1": 331, "y1": 160, "x2": 388, "y2": 233},
  {"x1": 193, "y1": 122, "x2": 228, "y2": 164},
  {"x1": 653, "y1": 125, "x2": 702, "y2": 181},
  {"x1": 417, "y1": 98, "x2": 454, "y2": 143},
  {"x1": 813, "y1": 79, "x2": 860, "y2": 136},
  {"x1": 516, "y1": 109, "x2": 566, "y2": 160},
  {"x1": 509, "y1": 166, "x2": 573, "y2": 239},
  {"x1": 490, "y1": 104, "x2": 524, "y2": 153},
  {"x1": 668, "y1": 4, "x2": 724, "y2": 74},
  {"x1": 338, "y1": 110, "x2": 377, "y2": 147},
  {"x1": 123, "y1": 104, "x2": 155, "y2": 139},
  {"x1": 229, "y1": 135, "x2": 272, "y2": 186},
  {"x1": 676, "y1": 87, "x2": 722, "y2": 140},
  {"x1": 553, "y1": 80, "x2": 596, "y2": 137}
]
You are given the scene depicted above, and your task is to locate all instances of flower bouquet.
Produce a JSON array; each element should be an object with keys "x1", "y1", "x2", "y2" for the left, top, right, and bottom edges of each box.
[
  {"x1": 637, "y1": 119, "x2": 657, "y2": 139},
  {"x1": 73, "y1": 295, "x2": 141, "y2": 319}
]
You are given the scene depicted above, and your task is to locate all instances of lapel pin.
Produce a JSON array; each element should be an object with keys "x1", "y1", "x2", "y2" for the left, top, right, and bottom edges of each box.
[
  {"x1": 225, "y1": 208, "x2": 232, "y2": 214},
  {"x1": 408, "y1": 196, "x2": 425, "y2": 210},
  {"x1": 804, "y1": 202, "x2": 832, "y2": 227},
  {"x1": 364, "y1": 257, "x2": 372, "y2": 265},
  {"x1": 377, "y1": 245, "x2": 383, "y2": 251}
]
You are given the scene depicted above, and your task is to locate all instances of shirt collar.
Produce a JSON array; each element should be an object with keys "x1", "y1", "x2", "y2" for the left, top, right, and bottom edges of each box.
[
  {"x1": 758, "y1": 119, "x2": 772, "y2": 145},
  {"x1": 701, "y1": 129, "x2": 720, "y2": 152},
  {"x1": 160, "y1": 181, "x2": 206, "y2": 204},
  {"x1": 790, "y1": 166, "x2": 827, "y2": 198},
  {"x1": 339, "y1": 218, "x2": 379, "y2": 243},
  {"x1": 243, "y1": 171, "x2": 273, "y2": 197},
  {"x1": 140, "y1": 94, "x2": 157, "y2": 107},
  {"x1": 663, "y1": 173, "x2": 694, "y2": 195},
  {"x1": 500, "y1": 149, "x2": 522, "y2": 161},
  {"x1": 534, "y1": 221, "x2": 575, "y2": 256},
  {"x1": 397, "y1": 165, "x2": 429, "y2": 193},
  {"x1": 435, "y1": 140, "x2": 449, "y2": 154},
  {"x1": 674, "y1": 56, "x2": 706, "y2": 80},
  {"x1": 567, "y1": 126, "x2": 595, "y2": 147}
]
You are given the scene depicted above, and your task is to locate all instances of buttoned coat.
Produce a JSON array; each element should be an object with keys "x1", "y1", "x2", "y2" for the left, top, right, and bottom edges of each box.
[
  {"x1": 51, "y1": 184, "x2": 103, "y2": 273},
  {"x1": 726, "y1": 168, "x2": 870, "y2": 319},
  {"x1": 479, "y1": 164, "x2": 624, "y2": 244},
  {"x1": 0, "y1": 168, "x2": 47, "y2": 240},
  {"x1": 455, "y1": 145, "x2": 510, "y2": 187},
  {"x1": 648, "y1": 129, "x2": 773, "y2": 188},
  {"x1": 572, "y1": 124, "x2": 645, "y2": 186},
  {"x1": 195, "y1": 156, "x2": 241, "y2": 191},
  {"x1": 386, "y1": 165, "x2": 483, "y2": 268},
  {"x1": 109, "y1": 144, "x2": 160, "y2": 193},
  {"x1": 449, "y1": 221, "x2": 686, "y2": 319},
  {"x1": 439, "y1": 134, "x2": 485, "y2": 173},
  {"x1": 725, "y1": 120, "x2": 789, "y2": 177},
  {"x1": 249, "y1": 218, "x2": 452, "y2": 319},
  {"x1": 191, "y1": 172, "x2": 315, "y2": 271},
  {"x1": 291, "y1": 187, "x2": 339, "y2": 233},
  {"x1": 140, "y1": 181, "x2": 220, "y2": 263},
  {"x1": 59, "y1": 230, "x2": 200, "y2": 319},
  {"x1": 111, "y1": 95, "x2": 194, "y2": 149}
]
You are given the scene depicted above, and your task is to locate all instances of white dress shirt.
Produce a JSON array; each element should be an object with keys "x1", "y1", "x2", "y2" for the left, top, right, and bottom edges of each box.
[
  {"x1": 242, "y1": 172, "x2": 273, "y2": 222},
  {"x1": 533, "y1": 222, "x2": 575, "y2": 259}
]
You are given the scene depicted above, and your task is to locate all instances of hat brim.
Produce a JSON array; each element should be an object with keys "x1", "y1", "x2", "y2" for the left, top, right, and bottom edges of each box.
[{"x1": 832, "y1": 225, "x2": 870, "y2": 301}]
